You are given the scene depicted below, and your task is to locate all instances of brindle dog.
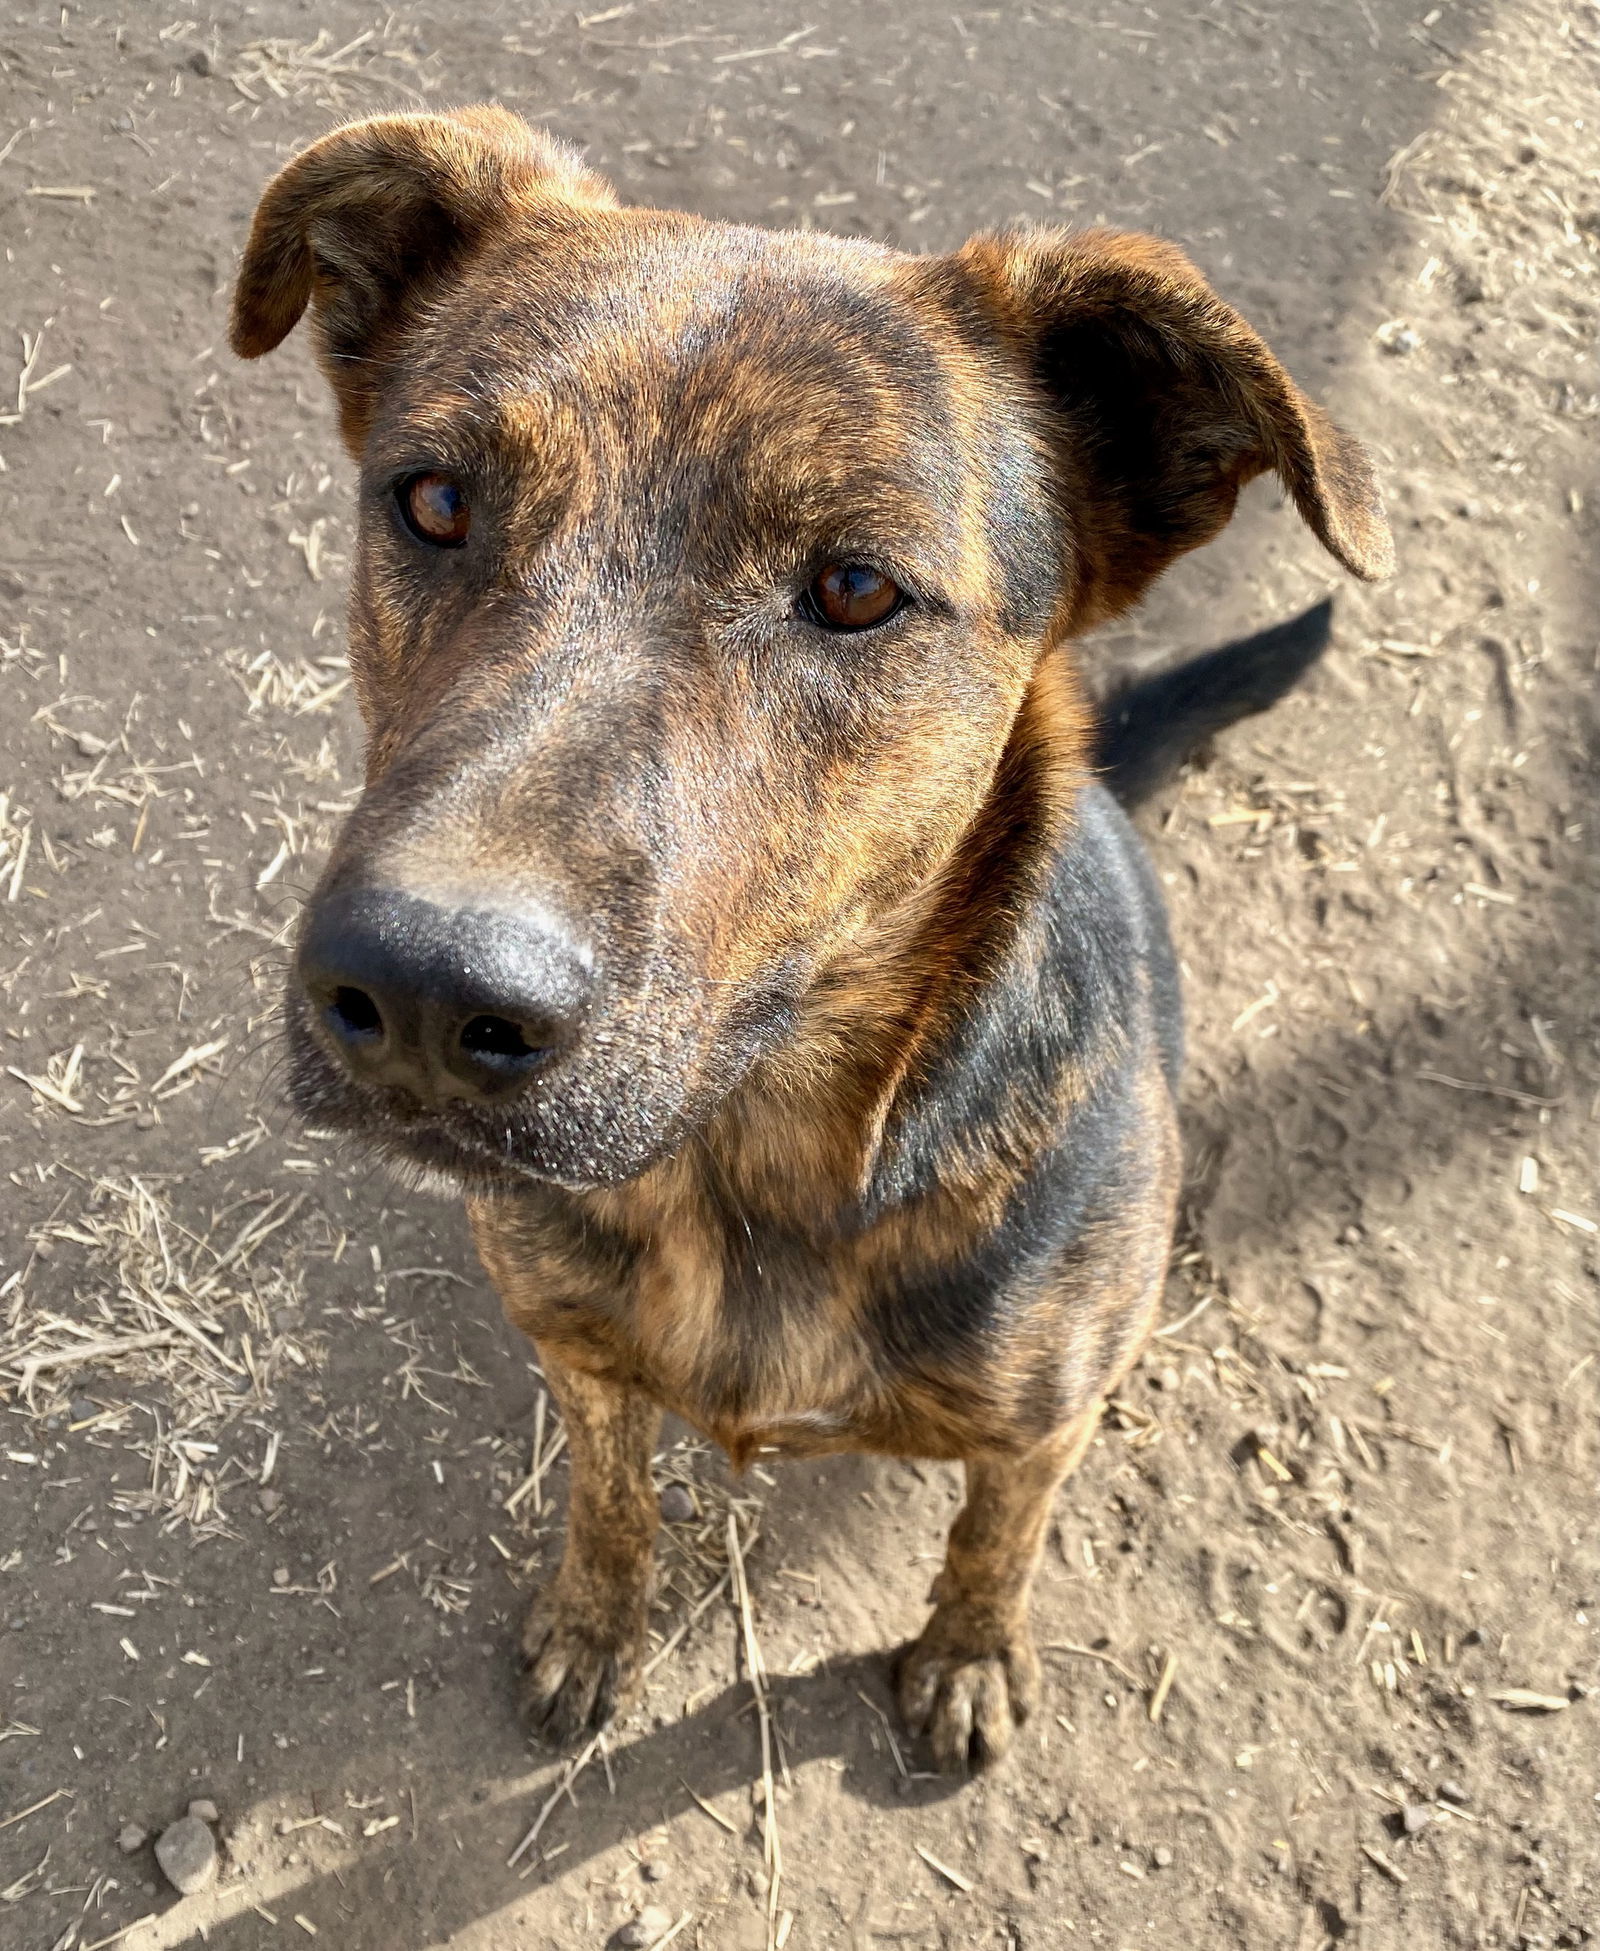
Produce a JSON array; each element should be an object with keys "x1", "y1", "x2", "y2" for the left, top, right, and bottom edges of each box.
[{"x1": 231, "y1": 107, "x2": 1391, "y2": 1773}]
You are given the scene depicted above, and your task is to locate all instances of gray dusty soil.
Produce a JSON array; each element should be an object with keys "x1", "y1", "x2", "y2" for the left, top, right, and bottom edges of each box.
[{"x1": 1, "y1": 3, "x2": 1597, "y2": 1948}]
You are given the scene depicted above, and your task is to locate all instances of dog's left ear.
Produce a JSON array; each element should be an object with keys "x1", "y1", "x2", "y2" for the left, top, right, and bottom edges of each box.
[
  {"x1": 231, "y1": 107, "x2": 616, "y2": 448},
  {"x1": 954, "y1": 228, "x2": 1393, "y2": 628}
]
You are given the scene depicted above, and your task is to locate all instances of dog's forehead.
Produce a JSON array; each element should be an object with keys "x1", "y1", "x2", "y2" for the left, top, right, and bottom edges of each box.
[
  {"x1": 372, "y1": 211, "x2": 1058, "y2": 615},
  {"x1": 414, "y1": 212, "x2": 972, "y2": 445}
]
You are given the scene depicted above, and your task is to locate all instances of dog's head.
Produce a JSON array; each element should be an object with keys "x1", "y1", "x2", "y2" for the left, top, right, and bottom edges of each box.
[{"x1": 233, "y1": 107, "x2": 1390, "y2": 1193}]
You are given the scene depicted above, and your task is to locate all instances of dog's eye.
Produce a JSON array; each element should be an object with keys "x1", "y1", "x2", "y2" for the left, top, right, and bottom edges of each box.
[
  {"x1": 399, "y1": 472, "x2": 471, "y2": 547},
  {"x1": 804, "y1": 563, "x2": 905, "y2": 631}
]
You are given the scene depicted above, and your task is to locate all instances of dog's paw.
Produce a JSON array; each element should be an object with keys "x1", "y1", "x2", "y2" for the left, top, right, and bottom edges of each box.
[
  {"x1": 895, "y1": 1609, "x2": 1041, "y2": 1773},
  {"x1": 520, "y1": 1593, "x2": 644, "y2": 1751}
]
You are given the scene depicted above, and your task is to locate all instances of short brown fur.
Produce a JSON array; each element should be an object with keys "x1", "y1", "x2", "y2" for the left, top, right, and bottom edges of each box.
[{"x1": 233, "y1": 109, "x2": 1388, "y2": 1771}]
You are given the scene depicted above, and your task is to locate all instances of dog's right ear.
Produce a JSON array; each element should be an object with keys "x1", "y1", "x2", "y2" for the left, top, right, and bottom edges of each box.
[
  {"x1": 231, "y1": 108, "x2": 615, "y2": 444},
  {"x1": 951, "y1": 227, "x2": 1393, "y2": 630}
]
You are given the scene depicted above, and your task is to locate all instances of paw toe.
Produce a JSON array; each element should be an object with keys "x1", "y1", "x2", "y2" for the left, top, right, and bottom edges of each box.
[
  {"x1": 520, "y1": 1603, "x2": 638, "y2": 1750},
  {"x1": 895, "y1": 1625, "x2": 1039, "y2": 1773}
]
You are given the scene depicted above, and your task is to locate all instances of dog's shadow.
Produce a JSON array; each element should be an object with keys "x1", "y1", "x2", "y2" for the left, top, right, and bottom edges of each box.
[{"x1": 176, "y1": 1645, "x2": 966, "y2": 1951}]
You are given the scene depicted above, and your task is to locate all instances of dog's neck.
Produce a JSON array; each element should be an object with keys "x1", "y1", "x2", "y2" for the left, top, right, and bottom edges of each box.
[{"x1": 698, "y1": 648, "x2": 1094, "y2": 1229}]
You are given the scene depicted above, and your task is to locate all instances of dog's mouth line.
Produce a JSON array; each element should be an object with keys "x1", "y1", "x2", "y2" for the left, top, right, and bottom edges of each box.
[
  {"x1": 310, "y1": 1113, "x2": 588, "y2": 1194},
  {"x1": 294, "y1": 1077, "x2": 642, "y2": 1194},
  {"x1": 301, "y1": 1100, "x2": 527, "y2": 1161}
]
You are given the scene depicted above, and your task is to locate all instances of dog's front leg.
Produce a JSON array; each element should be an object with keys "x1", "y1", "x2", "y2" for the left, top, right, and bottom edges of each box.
[
  {"x1": 516, "y1": 1352, "x2": 661, "y2": 1748},
  {"x1": 897, "y1": 1407, "x2": 1099, "y2": 1772}
]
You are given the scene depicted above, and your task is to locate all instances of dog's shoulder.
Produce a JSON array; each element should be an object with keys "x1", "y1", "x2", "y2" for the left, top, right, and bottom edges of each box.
[
  {"x1": 867, "y1": 780, "x2": 1180, "y2": 1222},
  {"x1": 847, "y1": 783, "x2": 1181, "y2": 1436}
]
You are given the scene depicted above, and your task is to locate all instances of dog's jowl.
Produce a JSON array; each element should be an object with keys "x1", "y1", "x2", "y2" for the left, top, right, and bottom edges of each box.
[{"x1": 232, "y1": 106, "x2": 1390, "y2": 1772}]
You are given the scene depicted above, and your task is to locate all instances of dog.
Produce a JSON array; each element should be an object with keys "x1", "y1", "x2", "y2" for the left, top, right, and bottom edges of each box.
[{"x1": 230, "y1": 107, "x2": 1390, "y2": 1773}]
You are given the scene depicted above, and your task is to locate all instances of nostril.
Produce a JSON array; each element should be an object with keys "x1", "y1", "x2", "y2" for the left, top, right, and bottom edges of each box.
[
  {"x1": 459, "y1": 1013, "x2": 545, "y2": 1066},
  {"x1": 327, "y1": 985, "x2": 384, "y2": 1044},
  {"x1": 299, "y1": 887, "x2": 587, "y2": 1105}
]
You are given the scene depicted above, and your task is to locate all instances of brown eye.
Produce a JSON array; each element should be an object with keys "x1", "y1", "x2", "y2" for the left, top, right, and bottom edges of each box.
[
  {"x1": 399, "y1": 472, "x2": 471, "y2": 547},
  {"x1": 804, "y1": 562, "x2": 905, "y2": 631}
]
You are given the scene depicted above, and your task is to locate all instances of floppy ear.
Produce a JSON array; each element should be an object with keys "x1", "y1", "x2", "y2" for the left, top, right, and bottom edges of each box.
[
  {"x1": 955, "y1": 228, "x2": 1393, "y2": 628},
  {"x1": 231, "y1": 107, "x2": 616, "y2": 445}
]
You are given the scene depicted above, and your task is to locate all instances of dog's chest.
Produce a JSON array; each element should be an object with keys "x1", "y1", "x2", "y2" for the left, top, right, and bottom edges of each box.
[
  {"x1": 614, "y1": 1218, "x2": 892, "y2": 1461},
  {"x1": 489, "y1": 1191, "x2": 986, "y2": 1465}
]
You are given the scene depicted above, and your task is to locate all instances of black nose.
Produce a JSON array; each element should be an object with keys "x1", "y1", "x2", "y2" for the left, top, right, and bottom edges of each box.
[{"x1": 296, "y1": 887, "x2": 591, "y2": 1106}]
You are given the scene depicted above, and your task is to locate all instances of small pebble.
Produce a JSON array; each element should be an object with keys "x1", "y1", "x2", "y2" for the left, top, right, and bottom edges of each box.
[
  {"x1": 1437, "y1": 1780, "x2": 1470, "y2": 1806},
  {"x1": 1375, "y1": 319, "x2": 1421, "y2": 355},
  {"x1": 186, "y1": 47, "x2": 213, "y2": 75},
  {"x1": 188, "y1": 1799, "x2": 219, "y2": 1825},
  {"x1": 657, "y1": 1484, "x2": 695, "y2": 1524},
  {"x1": 613, "y1": 1906, "x2": 675, "y2": 1948},
  {"x1": 640, "y1": 1857, "x2": 669, "y2": 1883},
  {"x1": 1401, "y1": 1803, "x2": 1431, "y2": 1836},
  {"x1": 69, "y1": 1397, "x2": 99, "y2": 1424},
  {"x1": 1152, "y1": 1844, "x2": 1174, "y2": 1868},
  {"x1": 257, "y1": 1488, "x2": 282, "y2": 1515},
  {"x1": 272, "y1": 1567, "x2": 290, "y2": 1586},
  {"x1": 155, "y1": 1815, "x2": 218, "y2": 1896},
  {"x1": 117, "y1": 1823, "x2": 148, "y2": 1855}
]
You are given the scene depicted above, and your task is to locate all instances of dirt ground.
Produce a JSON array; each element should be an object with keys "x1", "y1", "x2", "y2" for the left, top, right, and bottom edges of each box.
[{"x1": 1, "y1": 2, "x2": 1597, "y2": 1947}]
